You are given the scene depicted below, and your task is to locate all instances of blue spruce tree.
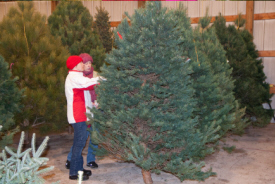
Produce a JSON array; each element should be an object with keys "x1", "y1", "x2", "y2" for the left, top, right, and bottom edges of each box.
[{"x1": 89, "y1": 2, "x2": 219, "y2": 183}]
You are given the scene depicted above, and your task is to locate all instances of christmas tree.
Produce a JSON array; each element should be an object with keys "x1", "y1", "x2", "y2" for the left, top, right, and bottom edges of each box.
[
  {"x1": 0, "y1": 2, "x2": 69, "y2": 132},
  {"x1": 192, "y1": 12, "x2": 248, "y2": 136},
  {"x1": 93, "y1": 6, "x2": 114, "y2": 53},
  {"x1": 48, "y1": 1, "x2": 106, "y2": 72},
  {"x1": 213, "y1": 14, "x2": 273, "y2": 127},
  {"x1": 0, "y1": 56, "x2": 23, "y2": 150},
  {"x1": 89, "y1": 2, "x2": 219, "y2": 183}
]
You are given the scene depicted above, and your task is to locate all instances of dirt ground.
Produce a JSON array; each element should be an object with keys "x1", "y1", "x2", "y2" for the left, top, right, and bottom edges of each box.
[{"x1": 16, "y1": 123, "x2": 275, "y2": 184}]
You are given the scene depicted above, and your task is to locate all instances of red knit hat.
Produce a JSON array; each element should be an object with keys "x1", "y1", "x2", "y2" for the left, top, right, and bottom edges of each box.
[
  {"x1": 66, "y1": 56, "x2": 83, "y2": 69},
  {"x1": 79, "y1": 53, "x2": 93, "y2": 64}
]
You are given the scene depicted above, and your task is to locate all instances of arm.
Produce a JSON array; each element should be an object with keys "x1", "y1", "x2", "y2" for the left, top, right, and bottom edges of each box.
[{"x1": 69, "y1": 75, "x2": 100, "y2": 90}]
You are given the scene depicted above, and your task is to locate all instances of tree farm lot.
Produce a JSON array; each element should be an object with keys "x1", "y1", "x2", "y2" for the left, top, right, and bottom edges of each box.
[{"x1": 13, "y1": 123, "x2": 275, "y2": 184}]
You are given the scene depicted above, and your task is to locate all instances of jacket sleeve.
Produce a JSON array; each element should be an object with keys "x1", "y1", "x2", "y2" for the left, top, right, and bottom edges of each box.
[{"x1": 70, "y1": 75, "x2": 100, "y2": 90}]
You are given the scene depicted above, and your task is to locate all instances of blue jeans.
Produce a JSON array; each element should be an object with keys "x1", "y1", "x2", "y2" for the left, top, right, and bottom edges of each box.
[
  {"x1": 69, "y1": 122, "x2": 88, "y2": 176},
  {"x1": 67, "y1": 126, "x2": 98, "y2": 163}
]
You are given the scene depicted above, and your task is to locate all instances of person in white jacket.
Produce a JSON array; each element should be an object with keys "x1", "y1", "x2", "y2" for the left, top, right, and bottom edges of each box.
[
  {"x1": 65, "y1": 55, "x2": 100, "y2": 181},
  {"x1": 66, "y1": 53, "x2": 99, "y2": 170}
]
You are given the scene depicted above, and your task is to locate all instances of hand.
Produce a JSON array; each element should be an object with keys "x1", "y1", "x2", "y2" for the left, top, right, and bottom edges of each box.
[{"x1": 92, "y1": 101, "x2": 99, "y2": 108}]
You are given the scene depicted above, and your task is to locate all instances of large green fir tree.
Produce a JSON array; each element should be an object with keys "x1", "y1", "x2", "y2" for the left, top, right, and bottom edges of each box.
[
  {"x1": 191, "y1": 13, "x2": 247, "y2": 136},
  {"x1": 88, "y1": 3, "x2": 229, "y2": 183},
  {"x1": 93, "y1": 6, "x2": 113, "y2": 53},
  {"x1": 0, "y1": 56, "x2": 23, "y2": 150},
  {"x1": 48, "y1": 1, "x2": 105, "y2": 72},
  {"x1": 213, "y1": 15, "x2": 273, "y2": 127},
  {"x1": 0, "y1": 2, "x2": 69, "y2": 131}
]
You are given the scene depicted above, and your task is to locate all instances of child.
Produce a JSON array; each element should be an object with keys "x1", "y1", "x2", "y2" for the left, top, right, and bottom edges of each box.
[
  {"x1": 66, "y1": 53, "x2": 99, "y2": 170},
  {"x1": 65, "y1": 55, "x2": 100, "y2": 180}
]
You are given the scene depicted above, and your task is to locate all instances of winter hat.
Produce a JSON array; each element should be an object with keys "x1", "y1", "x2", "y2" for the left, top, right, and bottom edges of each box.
[
  {"x1": 79, "y1": 53, "x2": 93, "y2": 64},
  {"x1": 66, "y1": 56, "x2": 83, "y2": 70}
]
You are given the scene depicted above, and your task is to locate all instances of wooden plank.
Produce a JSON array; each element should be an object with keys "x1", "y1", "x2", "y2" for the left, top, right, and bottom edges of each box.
[
  {"x1": 0, "y1": 3, "x2": 6, "y2": 22},
  {"x1": 82, "y1": 1, "x2": 93, "y2": 18},
  {"x1": 199, "y1": 1, "x2": 212, "y2": 17},
  {"x1": 110, "y1": 21, "x2": 131, "y2": 27},
  {"x1": 254, "y1": 1, "x2": 265, "y2": 14},
  {"x1": 254, "y1": 13, "x2": 275, "y2": 20},
  {"x1": 264, "y1": 20, "x2": 275, "y2": 50},
  {"x1": 102, "y1": 1, "x2": 113, "y2": 21},
  {"x1": 138, "y1": 1, "x2": 145, "y2": 9},
  {"x1": 265, "y1": 1, "x2": 275, "y2": 13},
  {"x1": 246, "y1": 1, "x2": 254, "y2": 35},
  {"x1": 253, "y1": 20, "x2": 265, "y2": 51},
  {"x1": 162, "y1": 1, "x2": 178, "y2": 10},
  {"x1": 92, "y1": 1, "x2": 101, "y2": 18},
  {"x1": 258, "y1": 51, "x2": 275, "y2": 57},
  {"x1": 224, "y1": 1, "x2": 237, "y2": 16},
  {"x1": 187, "y1": 2, "x2": 200, "y2": 17},
  {"x1": 262, "y1": 57, "x2": 275, "y2": 98},
  {"x1": 112, "y1": 2, "x2": 122, "y2": 21},
  {"x1": 238, "y1": 1, "x2": 246, "y2": 15},
  {"x1": 39, "y1": 1, "x2": 50, "y2": 18},
  {"x1": 121, "y1": 1, "x2": 137, "y2": 17},
  {"x1": 51, "y1": 1, "x2": 58, "y2": 13},
  {"x1": 211, "y1": 1, "x2": 223, "y2": 17}
]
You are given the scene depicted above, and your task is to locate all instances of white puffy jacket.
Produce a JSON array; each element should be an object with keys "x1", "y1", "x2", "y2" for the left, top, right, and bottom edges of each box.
[{"x1": 65, "y1": 70, "x2": 99, "y2": 124}]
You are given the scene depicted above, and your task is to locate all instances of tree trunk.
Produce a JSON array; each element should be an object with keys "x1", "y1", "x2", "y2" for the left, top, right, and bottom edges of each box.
[
  {"x1": 141, "y1": 169, "x2": 153, "y2": 184},
  {"x1": 23, "y1": 119, "x2": 29, "y2": 145}
]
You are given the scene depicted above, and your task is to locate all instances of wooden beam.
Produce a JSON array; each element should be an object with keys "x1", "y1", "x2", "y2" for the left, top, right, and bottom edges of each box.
[
  {"x1": 270, "y1": 86, "x2": 275, "y2": 94},
  {"x1": 110, "y1": 21, "x2": 131, "y2": 27},
  {"x1": 190, "y1": 15, "x2": 246, "y2": 24},
  {"x1": 254, "y1": 12, "x2": 275, "y2": 20},
  {"x1": 246, "y1": 1, "x2": 254, "y2": 35},
  {"x1": 138, "y1": 1, "x2": 146, "y2": 9},
  {"x1": 51, "y1": 1, "x2": 58, "y2": 14},
  {"x1": 258, "y1": 51, "x2": 275, "y2": 57}
]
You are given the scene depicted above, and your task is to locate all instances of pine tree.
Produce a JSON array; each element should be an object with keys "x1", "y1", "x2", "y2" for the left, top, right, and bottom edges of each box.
[
  {"x1": 213, "y1": 14, "x2": 273, "y2": 127},
  {"x1": 192, "y1": 12, "x2": 248, "y2": 135},
  {"x1": 93, "y1": 6, "x2": 114, "y2": 53},
  {"x1": 48, "y1": 1, "x2": 106, "y2": 72},
  {"x1": 0, "y1": 2, "x2": 69, "y2": 132},
  {"x1": 0, "y1": 56, "x2": 23, "y2": 150},
  {"x1": 89, "y1": 2, "x2": 218, "y2": 183}
]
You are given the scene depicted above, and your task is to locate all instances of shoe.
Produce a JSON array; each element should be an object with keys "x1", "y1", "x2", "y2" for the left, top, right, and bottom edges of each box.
[
  {"x1": 83, "y1": 169, "x2": 92, "y2": 176},
  {"x1": 65, "y1": 160, "x2": 70, "y2": 169},
  {"x1": 87, "y1": 161, "x2": 98, "y2": 169},
  {"x1": 69, "y1": 174, "x2": 89, "y2": 180}
]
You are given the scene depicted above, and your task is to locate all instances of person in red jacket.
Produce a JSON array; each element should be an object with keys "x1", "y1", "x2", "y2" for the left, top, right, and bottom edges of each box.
[
  {"x1": 66, "y1": 53, "x2": 99, "y2": 170},
  {"x1": 65, "y1": 55, "x2": 100, "y2": 181}
]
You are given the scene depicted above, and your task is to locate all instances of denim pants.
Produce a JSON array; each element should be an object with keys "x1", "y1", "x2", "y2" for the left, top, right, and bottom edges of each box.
[
  {"x1": 69, "y1": 121, "x2": 87, "y2": 176},
  {"x1": 67, "y1": 126, "x2": 98, "y2": 163}
]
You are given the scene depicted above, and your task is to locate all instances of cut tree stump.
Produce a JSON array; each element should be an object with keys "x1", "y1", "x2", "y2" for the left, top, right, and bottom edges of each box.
[{"x1": 142, "y1": 169, "x2": 153, "y2": 184}]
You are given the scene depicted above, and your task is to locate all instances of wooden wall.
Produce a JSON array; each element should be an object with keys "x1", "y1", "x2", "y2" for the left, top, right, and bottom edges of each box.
[{"x1": 0, "y1": 1, "x2": 275, "y2": 112}]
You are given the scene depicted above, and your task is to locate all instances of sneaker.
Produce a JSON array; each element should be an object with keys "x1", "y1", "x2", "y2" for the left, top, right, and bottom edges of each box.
[
  {"x1": 69, "y1": 174, "x2": 89, "y2": 181},
  {"x1": 87, "y1": 161, "x2": 98, "y2": 169},
  {"x1": 65, "y1": 160, "x2": 70, "y2": 169},
  {"x1": 83, "y1": 169, "x2": 92, "y2": 176}
]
